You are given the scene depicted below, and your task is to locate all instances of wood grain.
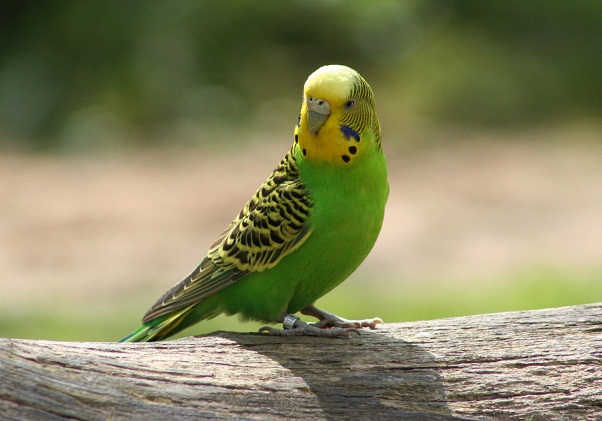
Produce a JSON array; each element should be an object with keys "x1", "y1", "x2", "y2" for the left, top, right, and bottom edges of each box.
[{"x1": 1, "y1": 304, "x2": 601, "y2": 420}]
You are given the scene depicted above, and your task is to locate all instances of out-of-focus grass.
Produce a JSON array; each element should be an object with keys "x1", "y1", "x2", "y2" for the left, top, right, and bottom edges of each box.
[
  {"x1": 332, "y1": 266, "x2": 602, "y2": 324},
  {"x1": 2, "y1": 265, "x2": 600, "y2": 342}
]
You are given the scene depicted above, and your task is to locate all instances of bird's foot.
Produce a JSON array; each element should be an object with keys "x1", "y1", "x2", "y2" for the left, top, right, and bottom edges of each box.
[
  {"x1": 301, "y1": 305, "x2": 383, "y2": 329},
  {"x1": 259, "y1": 316, "x2": 359, "y2": 337},
  {"x1": 258, "y1": 307, "x2": 382, "y2": 337}
]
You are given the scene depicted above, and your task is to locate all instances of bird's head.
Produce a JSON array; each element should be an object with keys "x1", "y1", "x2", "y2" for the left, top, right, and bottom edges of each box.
[{"x1": 295, "y1": 65, "x2": 381, "y2": 166}]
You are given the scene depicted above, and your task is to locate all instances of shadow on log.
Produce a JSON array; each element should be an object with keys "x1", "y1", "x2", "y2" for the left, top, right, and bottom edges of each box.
[{"x1": 1, "y1": 304, "x2": 601, "y2": 420}]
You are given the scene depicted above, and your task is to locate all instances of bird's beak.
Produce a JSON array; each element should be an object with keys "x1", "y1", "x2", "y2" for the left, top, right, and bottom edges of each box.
[{"x1": 307, "y1": 97, "x2": 331, "y2": 135}]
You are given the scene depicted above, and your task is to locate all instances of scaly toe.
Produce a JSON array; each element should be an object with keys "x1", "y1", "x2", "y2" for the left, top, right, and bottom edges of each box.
[
  {"x1": 259, "y1": 325, "x2": 360, "y2": 337},
  {"x1": 319, "y1": 317, "x2": 384, "y2": 330},
  {"x1": 355, "y1": 317, "x2": 384, "y2": 329}
]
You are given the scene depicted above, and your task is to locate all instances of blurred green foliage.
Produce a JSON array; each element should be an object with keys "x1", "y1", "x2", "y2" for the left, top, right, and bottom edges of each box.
[{"x1": 1, "y1": 1, "x2": 601, "y2": 151}]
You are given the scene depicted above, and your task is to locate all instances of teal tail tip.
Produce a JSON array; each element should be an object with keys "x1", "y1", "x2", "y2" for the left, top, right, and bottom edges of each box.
[
  {"x1": 118, "y1": 324, "x2": 153, "y2": 343},
  {"x1": 118, "y1": 332, "x2": 135, "y2": 343}
]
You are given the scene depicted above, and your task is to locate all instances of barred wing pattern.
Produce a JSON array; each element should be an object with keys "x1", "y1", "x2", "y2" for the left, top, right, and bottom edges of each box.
[{"x1": 142, "y1": 146, "x2": 312, "y2": 323}]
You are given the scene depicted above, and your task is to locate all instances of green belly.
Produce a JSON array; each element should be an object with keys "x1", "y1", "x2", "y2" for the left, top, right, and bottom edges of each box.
[{"x1": 216, "y1": 152, "x2": 388, "y2": 322}]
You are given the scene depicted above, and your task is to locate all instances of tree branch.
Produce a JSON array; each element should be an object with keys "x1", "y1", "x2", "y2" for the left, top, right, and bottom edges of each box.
[{"x1": 1, "y1": 304, "x2": 601, "y2": 420}]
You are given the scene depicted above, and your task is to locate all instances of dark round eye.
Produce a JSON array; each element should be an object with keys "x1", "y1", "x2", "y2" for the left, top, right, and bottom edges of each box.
[{"x1": 345, "y1": 99, "x2": 355, "y2": 109}]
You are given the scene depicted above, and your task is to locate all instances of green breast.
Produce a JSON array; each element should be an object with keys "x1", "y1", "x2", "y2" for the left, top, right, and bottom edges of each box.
[
  {"x1": 287, "y1": 142, "x2": 389, "y2": 311},
  {"x1": 216, "y1": 141, "x2": 388, "y2": 322}
]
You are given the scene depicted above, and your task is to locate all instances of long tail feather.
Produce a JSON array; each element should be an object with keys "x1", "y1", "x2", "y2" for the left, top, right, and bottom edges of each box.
[{"x1": 119, "y1": 304, "x2": 197, "y2": 342}]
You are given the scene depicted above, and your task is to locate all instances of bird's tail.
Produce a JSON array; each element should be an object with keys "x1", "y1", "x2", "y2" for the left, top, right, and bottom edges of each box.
[{"x1": 119, "y1": 304, "x2": 197, "y2": 342}]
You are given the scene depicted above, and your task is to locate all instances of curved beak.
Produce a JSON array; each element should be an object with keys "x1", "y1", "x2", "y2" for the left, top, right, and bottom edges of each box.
[{"x1": 307, "y1": 97, "x2": 331, "y2": 135}]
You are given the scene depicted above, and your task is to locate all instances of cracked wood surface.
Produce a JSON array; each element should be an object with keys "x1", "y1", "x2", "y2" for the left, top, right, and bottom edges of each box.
[{"x1": 1, "y1": 303, "x2": 601, "y2": 420}]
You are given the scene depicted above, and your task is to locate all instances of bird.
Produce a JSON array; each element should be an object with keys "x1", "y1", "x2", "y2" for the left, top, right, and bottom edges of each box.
[{"x1": 119, "y1": 64, "x2": 389, "y2": 342}]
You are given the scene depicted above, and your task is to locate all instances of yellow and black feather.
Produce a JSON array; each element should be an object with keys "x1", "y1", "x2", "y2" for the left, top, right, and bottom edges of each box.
[{"x1": 142, "y1": 145, "x2": 312, "y2": 323}]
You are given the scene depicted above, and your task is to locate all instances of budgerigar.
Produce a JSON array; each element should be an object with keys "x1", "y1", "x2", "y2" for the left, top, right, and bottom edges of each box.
[{"x1": 119, "y1": 65, "x2": 388, "y2": 342}]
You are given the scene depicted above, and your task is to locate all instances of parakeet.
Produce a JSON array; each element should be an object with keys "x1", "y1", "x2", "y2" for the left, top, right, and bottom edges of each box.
[{"x1": 119, "y1": 64, "x2": 388, "y2": 342}]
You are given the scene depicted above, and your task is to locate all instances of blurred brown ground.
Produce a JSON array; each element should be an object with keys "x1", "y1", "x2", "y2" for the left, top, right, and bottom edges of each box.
[{"x1": 1, "y1": 124, "x2": 602, "y2": 322}]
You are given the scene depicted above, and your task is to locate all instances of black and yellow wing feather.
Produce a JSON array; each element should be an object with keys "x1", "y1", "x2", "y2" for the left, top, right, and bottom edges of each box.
[{"x1": 142, "y1": 146, "x2": 312, "y2": 323}]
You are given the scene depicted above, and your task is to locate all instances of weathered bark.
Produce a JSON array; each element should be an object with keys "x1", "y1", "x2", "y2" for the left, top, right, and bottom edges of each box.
[{"x1": 1, "y1": 304, "x2": 601, "y2": 420}]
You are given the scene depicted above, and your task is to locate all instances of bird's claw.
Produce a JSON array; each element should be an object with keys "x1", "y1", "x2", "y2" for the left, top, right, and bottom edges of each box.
[
  {"x1": 259, "y1": 324, "x2": 360, "y2": 337},
  {"x1": 298, "y1": 305, "x2": 383, "y2": 331},
  {"x1": 314, "y1": 317, "x2": 383, "y2": 330},
  {"x1": 259, "y1": 306, "x2": 383, "y2": 337}
]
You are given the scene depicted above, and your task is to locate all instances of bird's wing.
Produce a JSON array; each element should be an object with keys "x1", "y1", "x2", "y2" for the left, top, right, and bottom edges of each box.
[{"x1": 142, "y1": 149, "x2": 312, "y2": 323}]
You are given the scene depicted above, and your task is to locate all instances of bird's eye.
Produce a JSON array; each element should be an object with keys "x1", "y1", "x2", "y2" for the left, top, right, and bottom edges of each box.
[{"x1": 345, "y1": 99, "x2": 356, "y2": 109}]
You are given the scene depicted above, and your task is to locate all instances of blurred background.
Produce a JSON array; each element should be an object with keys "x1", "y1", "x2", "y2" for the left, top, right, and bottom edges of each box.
[{"x1": 1, "y1": 1, "x2": 601, "y2": 341}]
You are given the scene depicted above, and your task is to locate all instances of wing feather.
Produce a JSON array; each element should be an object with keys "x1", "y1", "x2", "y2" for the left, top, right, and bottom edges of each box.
[{"x1": 142, "y1": 146, "x2": 312, "y2": 323}]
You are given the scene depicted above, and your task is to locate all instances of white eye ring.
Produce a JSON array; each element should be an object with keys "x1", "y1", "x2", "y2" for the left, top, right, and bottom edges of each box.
[{"x1": 345, "y1": 99, "x2": 356, "y2": 109}]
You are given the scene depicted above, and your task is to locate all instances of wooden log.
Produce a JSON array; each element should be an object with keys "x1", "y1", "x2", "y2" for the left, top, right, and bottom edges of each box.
[{"x1": 1, "y1": 303, "x2": 601, "y2": 420}]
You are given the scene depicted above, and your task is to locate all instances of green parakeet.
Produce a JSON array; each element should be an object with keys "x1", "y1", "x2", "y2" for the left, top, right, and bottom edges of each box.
[{"x1": 120, "y1": 65, "x2": 388, "y2": 342}]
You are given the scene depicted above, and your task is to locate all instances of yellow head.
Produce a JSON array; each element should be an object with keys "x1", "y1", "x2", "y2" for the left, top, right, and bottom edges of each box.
[{"x1": 294, "y1": 65, "x2": 381, "y2": 166}]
